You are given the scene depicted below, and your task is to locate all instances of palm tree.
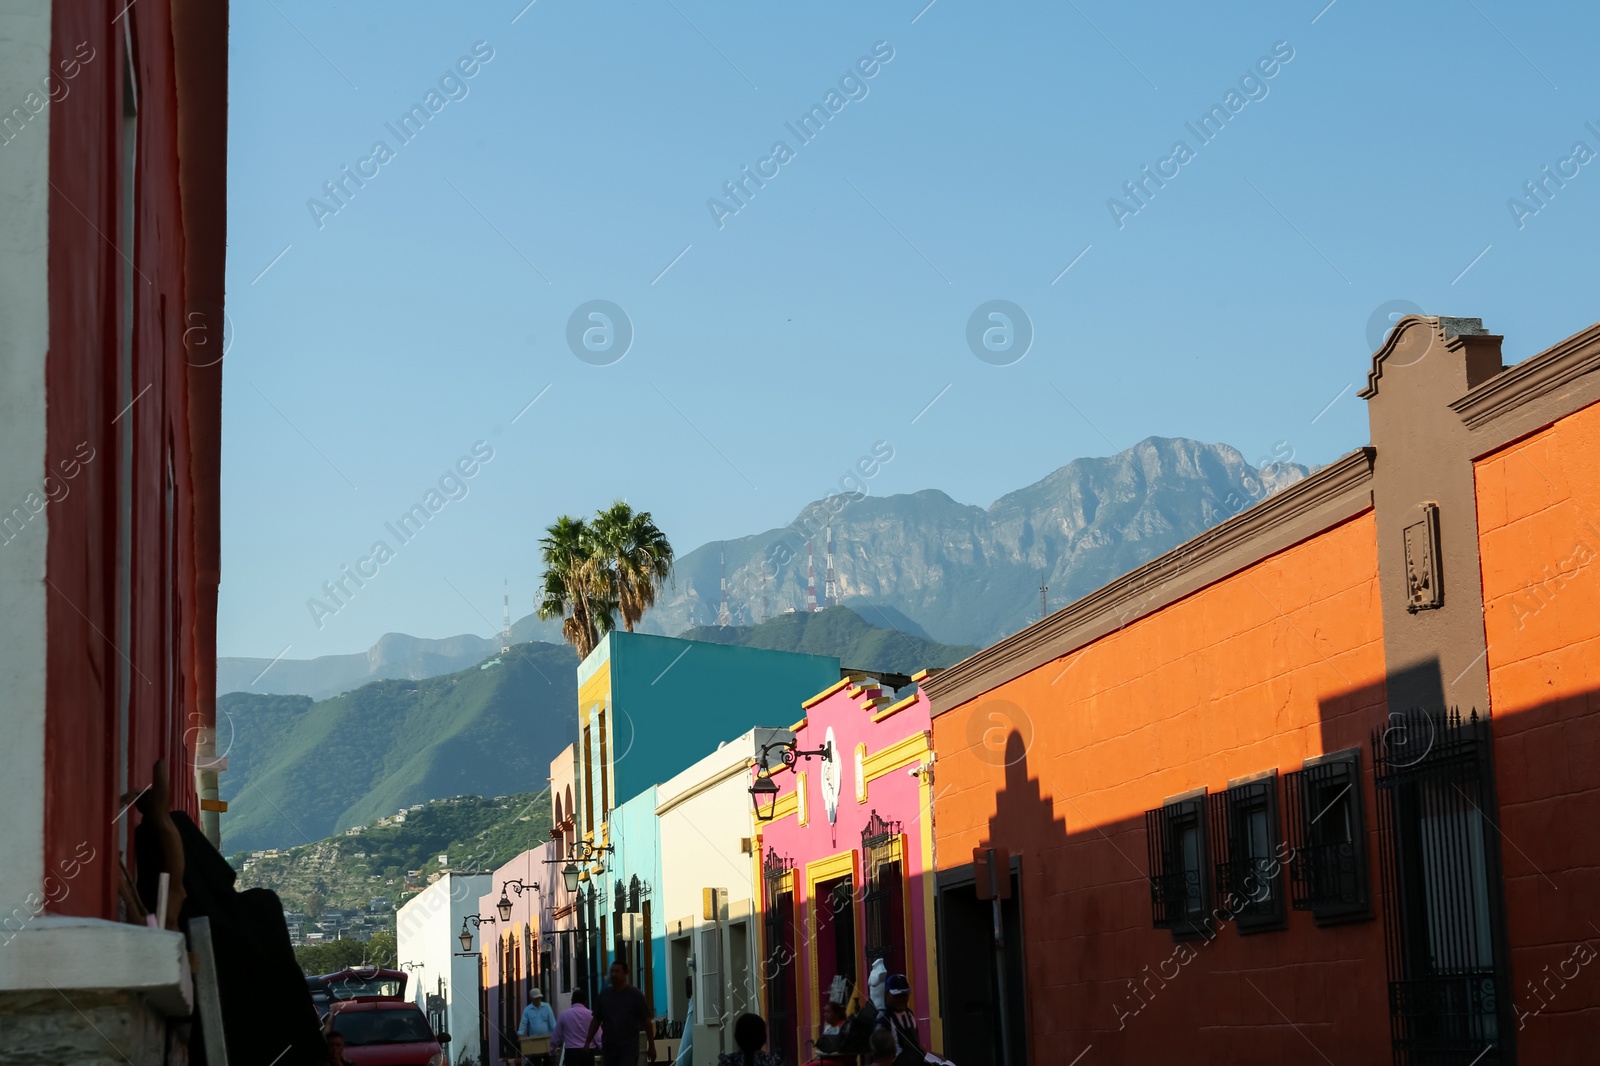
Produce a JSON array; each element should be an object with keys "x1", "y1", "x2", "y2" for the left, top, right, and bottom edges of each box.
[
  {"x1": 536, "y1": 516, "x2": 614, "y2": 658},
  {"x1": 591, "y1": 501, "x2": 674, "y2": 633}
]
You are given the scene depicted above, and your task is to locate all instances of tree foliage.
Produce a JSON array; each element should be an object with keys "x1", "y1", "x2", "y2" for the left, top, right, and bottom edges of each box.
[{"x1": 296, "y1": 931, "x2": 397, "y2": 975}]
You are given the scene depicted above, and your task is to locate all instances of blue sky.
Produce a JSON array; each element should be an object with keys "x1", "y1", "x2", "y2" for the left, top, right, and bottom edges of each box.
[{"x1": 221, "y1": 0, "x2": 1600, "y2": 658}]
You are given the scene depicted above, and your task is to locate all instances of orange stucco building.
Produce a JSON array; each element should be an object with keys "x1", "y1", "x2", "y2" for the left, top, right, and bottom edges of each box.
[{"x1": 922, "y1": 316, "x2": 1600, "y2": 1065}]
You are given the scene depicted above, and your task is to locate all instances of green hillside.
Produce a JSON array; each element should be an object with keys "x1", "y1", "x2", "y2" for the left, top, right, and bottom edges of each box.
[
  {"x1": 231, "y1": 791, "x2": 553, "y2": 917},
  {"x1": 218, "y1": 641, "x2": 577, "y2": 853},
  {"x1": 680, "y1": 606, "x2": 977, "y2": 676}
]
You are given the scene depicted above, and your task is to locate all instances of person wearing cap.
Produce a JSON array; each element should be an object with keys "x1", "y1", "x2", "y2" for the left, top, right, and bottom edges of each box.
[
  {"x1": 518, "y1": 985, "x2": 557, "y2": 1043},
  {"x1": 881, "y1": 974, "x2": 926, "y2": 1066}
]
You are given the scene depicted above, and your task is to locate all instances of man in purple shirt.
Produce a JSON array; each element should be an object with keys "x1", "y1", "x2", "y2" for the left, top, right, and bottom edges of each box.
[{"x1": 553, "y1": 987, "x2": 600, "y2": 1066}]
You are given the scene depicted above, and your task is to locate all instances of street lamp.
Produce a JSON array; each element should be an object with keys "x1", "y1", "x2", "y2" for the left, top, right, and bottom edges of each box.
[
  {"x1": 459, "y1": 914, "x2": 495, "y2": 952},
  {"x1": 496, "y1": 879, "x2": 539, "y2": 922},
  {"x1": 749, "y1": 738, "x2": 833, "y2": 823},
  {"x1": 546, "y1": 841, "x2": 612, "y2": 893}
]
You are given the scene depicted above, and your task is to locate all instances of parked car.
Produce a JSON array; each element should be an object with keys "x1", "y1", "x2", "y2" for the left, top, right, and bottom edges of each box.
[
  {"x1": 326, "y1": 1000, "x2": 445, "y2": 1066},
  {"x1": 321, "y1": 967, "x2": 407, "y2": 1003},
  {"x1": 307, "y1": 976, "x2": 332, "y2": 1022}
]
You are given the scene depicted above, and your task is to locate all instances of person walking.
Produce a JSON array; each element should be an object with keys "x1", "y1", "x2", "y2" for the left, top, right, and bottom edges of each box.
[
  {"x1": 585, "y1": 961, "x2": 653, "y2": 1066},
  {"x1": 715, "y1": 1014, "x2": 781, "y2": 1066},
  {"x1": 552, "y1": 988, "x2": 600, "y2": 1066},
  {"x1": 519, "y1": 986, "x2": 557, "y2": 1063}
]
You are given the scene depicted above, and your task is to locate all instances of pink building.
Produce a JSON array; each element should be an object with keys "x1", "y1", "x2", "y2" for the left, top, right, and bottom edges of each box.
[{"x1": 755, "y1": 671, "x2": 941, "y2": 1065}]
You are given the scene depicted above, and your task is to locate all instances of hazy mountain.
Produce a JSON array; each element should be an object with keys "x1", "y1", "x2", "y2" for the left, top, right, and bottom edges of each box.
[
  {"x1": 217, "y1": 641, "x2": 578, "y2": 853},
  {"x1": 216, "y1": 608, "x2": 965, "y2": 852},
  {"x1": 680, "y1": 606, "x2": 976, "y2": 678},
  {"x1": 652, "y1": 436, "x2": 1308, "y2": 646},
  {"x1": 217, "y1": 618, "x2": 565, "y2": 700},
  {"x1": 218, "y1": 436, "x2": 1306, "y2": 696}
]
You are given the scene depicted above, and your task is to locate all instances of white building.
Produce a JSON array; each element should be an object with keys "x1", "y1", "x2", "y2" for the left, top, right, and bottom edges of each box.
[
  {"x1": 397, "y1": 872, "x2": 490, "y2": 1066},
  {"x1": 655, "y1": 727, "x2": 792, "y2": 1066}
]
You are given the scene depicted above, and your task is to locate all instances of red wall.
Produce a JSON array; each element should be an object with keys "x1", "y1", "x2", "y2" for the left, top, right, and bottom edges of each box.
[{"x1": 44, "y1": 0, "x2": 208, "y2": 919}]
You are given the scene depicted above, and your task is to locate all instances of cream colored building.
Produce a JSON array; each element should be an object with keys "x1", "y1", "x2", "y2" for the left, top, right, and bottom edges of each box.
[{"x1": 655, "y1": 727, "x2": 792, "y2": 1066}]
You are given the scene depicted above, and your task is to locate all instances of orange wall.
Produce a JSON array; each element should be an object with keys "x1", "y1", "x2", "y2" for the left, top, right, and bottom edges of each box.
[
  {"x1": 1475, "y1": 398, "x2": 1600, "y2": 1050},
  {"x1": 932, "y1": 512, "x2": 1390, "y2": 1063}
]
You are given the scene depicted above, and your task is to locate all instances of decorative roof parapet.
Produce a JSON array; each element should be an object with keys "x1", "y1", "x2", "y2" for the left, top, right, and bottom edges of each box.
[{"x1": 1451, "y1": 320, "x2": 1600, "y2": 434}]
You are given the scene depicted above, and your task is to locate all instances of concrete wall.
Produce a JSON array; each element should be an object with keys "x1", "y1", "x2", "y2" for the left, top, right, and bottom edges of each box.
[
  {"x1": 0, "y1": 0, "x2": 54, "y2": 932},
  {"x1": 657, "y1": 728, "x2": 788, "y2": 1064},
  {"x1": 607, "y1": 786, "x2": 665, "y2": 1012},
  {"x1": 397, "y1": 873, "x2": 489, "y2": 1066}
]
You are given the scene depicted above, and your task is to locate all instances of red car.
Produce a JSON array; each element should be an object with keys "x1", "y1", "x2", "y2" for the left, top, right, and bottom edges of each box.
[{"x1": 326, "y1": 1000, "x2": 445, "y2": 1066}]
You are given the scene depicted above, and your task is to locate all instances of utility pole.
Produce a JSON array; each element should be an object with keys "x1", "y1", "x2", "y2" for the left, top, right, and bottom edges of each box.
[{"x1": 1039, "y1": 583, "x2": 1047, "y2": 623}]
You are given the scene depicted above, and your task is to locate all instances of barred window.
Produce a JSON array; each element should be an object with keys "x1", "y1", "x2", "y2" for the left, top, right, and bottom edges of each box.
[
  {"x1": 1209, "y1": 774, "x2": 1286, "y2": 933},
  {"x1": 1145, "y1": 792, "x2": 1211, "y2": 938},
  {"x1": 1284, "y1": 749, "x2": 1371, "y2": 923}
]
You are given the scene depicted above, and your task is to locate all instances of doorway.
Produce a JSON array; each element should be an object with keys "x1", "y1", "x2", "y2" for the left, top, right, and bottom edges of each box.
[
  {"x1": 937, "y1": 865, "x2": 1026, "y2": 1066},
  {"x1": 815, "y1": 875, "x2": 857, "y2": 1005}
]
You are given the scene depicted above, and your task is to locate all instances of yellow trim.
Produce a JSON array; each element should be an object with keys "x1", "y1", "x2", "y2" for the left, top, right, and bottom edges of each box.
[
  {"x1": 200, "y1": 799, "x2": 228, "y2": 812},
  {"x1": 910, "y1": 669, "x2": 932, "y2": 682},
  {"x1": 874, "y1": 693, "x2": 918, "y2": 723},
  {"x1": 788, "y1": 717, "x2": 807, "y2": 733},
  {"x1": 797, "y1": 771, "x2": 808, "y2": 826},
  {"x1": 767, "y1": 789, "x2": 799, "y2": 823},
  {"x1": 855, "y1": 742, "x2": 869, "y2": 803},
  {"x1": 862, "y1": 732, "x2": 932, "y2": 782},
  {"x1": 801, "y1": 673, "x2": 867, "y2": 709},
  {"x1": 918, "y1": 767, "x2": 943, "y2": 1053}
]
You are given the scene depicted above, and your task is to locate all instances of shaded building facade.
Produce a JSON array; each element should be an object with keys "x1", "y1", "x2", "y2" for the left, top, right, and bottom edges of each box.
[{"x1": 0, "y1": 0, "x2": 229, "y2": 1058}]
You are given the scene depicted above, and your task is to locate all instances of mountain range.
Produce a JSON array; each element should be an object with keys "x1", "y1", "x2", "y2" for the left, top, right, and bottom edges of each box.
[
  {"x1": 218, "y1": 608, "x2": 978, "y2": 852},
  {"x1": 219, "y1": 436, "x2": 1308, "y2": 699}
]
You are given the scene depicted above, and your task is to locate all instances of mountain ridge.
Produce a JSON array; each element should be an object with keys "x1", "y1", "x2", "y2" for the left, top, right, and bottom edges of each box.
[{"x1": 220, "y1": 436, "x2": 1308, "y2": 698}]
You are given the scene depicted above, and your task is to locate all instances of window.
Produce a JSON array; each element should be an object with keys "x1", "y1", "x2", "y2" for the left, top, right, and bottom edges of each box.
[
  {"x1": 862, "y1": 811, "x2": 906, "y2": 973},
  {"x1": 1145, "y1": 792, "x2": 1210, "y2": 938},
  {"x1": 1373, "y1": 709, "x2": 1509, "y2": 1061},
  {"x1": 699, "y1": 924, "x2": 723, "y2": 1024},
  {"x1": 1208, "y1": 774, "x2": 1286, "y2": 932},
  {"x1": 1284, "y1": 749, "x2": 1371, "y2": 923}
]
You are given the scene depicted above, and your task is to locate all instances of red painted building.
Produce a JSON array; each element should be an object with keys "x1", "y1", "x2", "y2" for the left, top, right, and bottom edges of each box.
[{"x1": 0, "y1": 0, "x2": 228, "y2": 1057}]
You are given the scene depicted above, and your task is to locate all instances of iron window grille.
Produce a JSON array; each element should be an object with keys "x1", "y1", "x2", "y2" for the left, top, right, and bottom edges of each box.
[
  {"x1": 1145, "y1": 793, "x2": 1212, "y2": 938},
  {"x1": 1284, "y1": 750, "x2": 1372, "y2": 923},
  {"x1": 1373, "y1": 707, "x2": 1511, "y2": 1066},
  {"x1": 861, "y1": 810, "x2": 906, "y2": 972},
  {"x1": 1209, "y1": 775, "x2": 1286, "y2": 933}
]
